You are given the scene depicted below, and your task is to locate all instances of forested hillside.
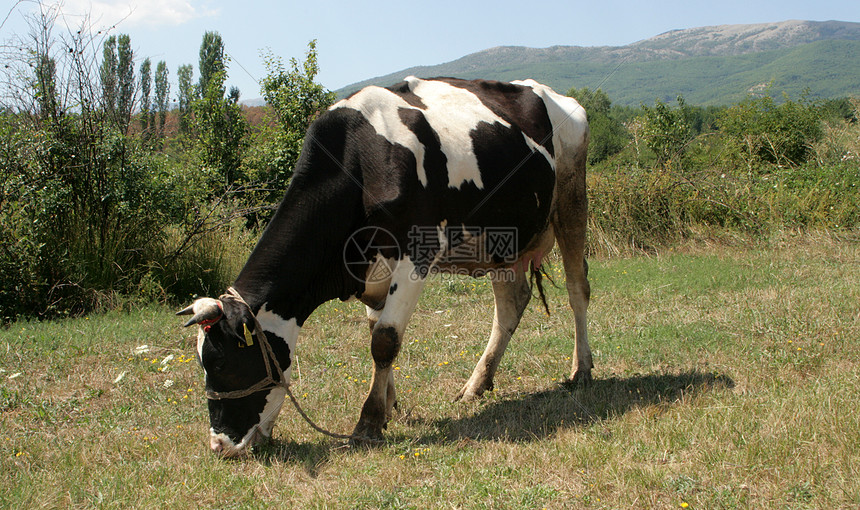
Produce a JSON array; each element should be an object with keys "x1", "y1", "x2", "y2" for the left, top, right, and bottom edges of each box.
[{"x1": 338, "y1": 21, "x2": 860, "y2": 105}]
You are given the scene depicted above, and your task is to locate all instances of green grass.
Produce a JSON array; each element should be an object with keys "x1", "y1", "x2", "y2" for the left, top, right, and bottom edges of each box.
[{"x1": 2, "y1": 234, "x2": 859, "y2": 508}]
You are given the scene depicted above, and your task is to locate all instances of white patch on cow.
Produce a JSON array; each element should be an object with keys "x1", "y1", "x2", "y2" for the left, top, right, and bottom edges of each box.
[
  {"x1": 331, "y1": 87, "x2": 429, "y2": 185},
  {"x1": 209, "y1": 386, "x2": 287, "y2": 457},
  {"x1": 256, "y1": 304, "x2": 299, "y2": 381},
  {"x1": 377, "y1": 257, "x2": 426, "y2": 330},
  {"x1": 512, "y1": 80, "x2": 588, "y2": 162},
  {"x1": 522, "y1": 133, "x2": 554, "y2": 167},
  {"x1": 196, "y1": 328, "x2": 206, "y2": 370},
  {"x1": 404, "y1": 77, "x2": 511, "y2": 189},
  {"x1": 331, "y1": 77, "x2": 516, "y2": 190},
  {"x1": 366, "y1": 305, "x2": 383, "y2": 324},
  {"x1": 436, "y1": 219, "x2": 449, "y2": 254}
]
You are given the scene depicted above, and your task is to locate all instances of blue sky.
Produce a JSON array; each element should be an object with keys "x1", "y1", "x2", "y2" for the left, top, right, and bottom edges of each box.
[{"x1": 3, "y1": 0, "x2": 859, "y2": 100}]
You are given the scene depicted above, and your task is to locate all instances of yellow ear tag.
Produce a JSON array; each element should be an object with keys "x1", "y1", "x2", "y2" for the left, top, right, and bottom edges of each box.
[{"x1": 243, "y1": 323, "x2": 254, "y2": 346}]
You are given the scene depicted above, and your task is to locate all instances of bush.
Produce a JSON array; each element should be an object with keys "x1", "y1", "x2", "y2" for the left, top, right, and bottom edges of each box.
[
  {"x1": 587, "y1": 164, "x2": 755, "y2": 255},
  {"x1": 0, "y1": 111, "x2": 178, "y2": 318},
  {"x1": 640, "y1": 96, "x2": 695, "y2": 169},
  {"x1": 719, "y1": 92, "x2": 823, "y2": 169}
]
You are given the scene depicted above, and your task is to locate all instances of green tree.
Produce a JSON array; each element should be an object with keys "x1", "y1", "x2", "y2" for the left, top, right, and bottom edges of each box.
[
  {"x1": 177, "y1": 64, "x2": 194, "y2": 135},
  {"x1": 567, "y1": 86, "x2": 627, "y2": 164},
  {"x1": 256, "y1": 40, "x2": 335, "y2": 188},
  {"x1": 154, "y1": 61, "x2": 170, "y2": 138},
  {"x1": 139, "y1": 57, "x2": 152, "y2": 140},
  {"x1": 100, "y1": 34, "x2": 135, "y2": 133},
  {"x1": 640, "y1": 96, "x2": 694, "y2": 169},
  {"x1": 116, "y1": 34, "x2": 134, "y2": 133},
  {"x1": 100, "y1": 35, "x2": 118, "y2": 118},
  {"x1": 198, "y1": 31, "x2": 225, "y2": 98},
  {"x1": 35, "y1": 54, "x2": 59, "y2": 125},
  {"x1": 192, "y1": 33, "x2": 247, "y2": 187}
]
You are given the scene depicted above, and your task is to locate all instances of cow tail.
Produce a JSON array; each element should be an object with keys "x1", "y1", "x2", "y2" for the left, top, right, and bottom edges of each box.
[{"x1": 530, "y1": 262, "x2": 552, "y2": 316}]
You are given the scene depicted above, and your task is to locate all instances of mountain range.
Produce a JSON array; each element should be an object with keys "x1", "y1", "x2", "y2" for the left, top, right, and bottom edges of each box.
[{"x1": 335, "y1": 20, "x2": 860, "y2": 106}]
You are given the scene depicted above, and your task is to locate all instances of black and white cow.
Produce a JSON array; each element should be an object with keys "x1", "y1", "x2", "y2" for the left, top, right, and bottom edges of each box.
[{"x1": 177, "y1": 76, "x2": 591, "y2": 456}]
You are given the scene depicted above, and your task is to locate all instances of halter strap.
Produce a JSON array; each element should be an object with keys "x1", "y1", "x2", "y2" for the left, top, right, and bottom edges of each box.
[{"x1": 204, "y1": 287, "x2": 287, "y2": 400}]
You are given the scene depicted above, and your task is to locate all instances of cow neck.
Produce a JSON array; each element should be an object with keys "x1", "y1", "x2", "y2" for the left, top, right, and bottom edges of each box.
[{"x1": 232, "y1": 147, "x2": 364, "y2": 326}]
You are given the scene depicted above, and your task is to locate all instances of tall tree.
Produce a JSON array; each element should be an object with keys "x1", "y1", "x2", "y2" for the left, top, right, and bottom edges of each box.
[
  {"x1": 116, "y1": 34, "x2": 134, "y2": 133},
  {"x1": 198, "y1": 31, "x2": 225, "y2": 98},
  {"x1": 193, "y1": 32, "x2": 246, "y2": 187},
  {"x1": 177, "y1": 64, "x2": 194, "y2": 135},
  {"x1": 100, "y1": 35, "x2": 118, "y2": 117},
  {"x1": 154, "y1": 61, "x2": 170, "y2": 138},
  {"x1": 100, "y1": 34, "x2": 135, "y2": 133},
  {"x1": 139, "y1": 57, "x2": 152, "y2": 139},
  {"x1": 35, "y1": 54, "x2": 59, "y2": 125}
]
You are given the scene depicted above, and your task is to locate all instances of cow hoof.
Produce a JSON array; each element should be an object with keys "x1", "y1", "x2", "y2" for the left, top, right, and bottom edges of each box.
[
  {"x1": 350, "y1": 422, "x2": 385, "y2": 446},
  {"x1": 454, "y1": 380, "x2": 494, "y2": 402},
  {"x1": 454, "y1": 386, "x2": 483, "y2": 402},
  {"x1": 569, "y1": 370, "x2": 593, "y2": 387}
]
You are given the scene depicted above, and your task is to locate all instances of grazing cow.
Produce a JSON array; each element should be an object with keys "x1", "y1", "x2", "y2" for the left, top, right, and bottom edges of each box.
[{"x1": 177, "y1": 76, "x2": 591, "y2": 456}]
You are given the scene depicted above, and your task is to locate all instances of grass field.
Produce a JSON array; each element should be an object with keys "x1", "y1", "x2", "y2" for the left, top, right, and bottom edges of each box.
[{"x1": 2, "y1": 233, "x2": 858, "y2": 508}]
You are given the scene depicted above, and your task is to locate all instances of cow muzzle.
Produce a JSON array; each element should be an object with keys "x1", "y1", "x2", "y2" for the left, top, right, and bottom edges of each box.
[{"x1": 209, "y1": 427, "x2": 263, "y2": 457}]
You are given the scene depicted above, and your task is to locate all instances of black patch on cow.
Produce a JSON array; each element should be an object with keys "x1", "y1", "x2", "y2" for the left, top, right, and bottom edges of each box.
[
  {"x1": 233, "y1": 108, "x2": 371, "y2": 325},
  {"x1": 202, "y1": 324, "x2": 291, "y2": 390},
  {"x1": 434, "y1": 77, "x2": 555, "y2": 157},
  {"x1": 371, "y1": 326, "x2": 400, "y2": 368},
  {"x1": 387, "y1": 80, "x2": 427, "y2": 109},
  {"x1": 389, "y1": 283, "x2": 398, "y2": 295},
  {"x1": 468, "y1": 120, "x2": 555, "y2": 252}
]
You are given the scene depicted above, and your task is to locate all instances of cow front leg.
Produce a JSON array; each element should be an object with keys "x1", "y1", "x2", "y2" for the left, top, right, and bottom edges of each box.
[
  {"x1": 455, "y1": 269, "x2": 531, "y2": 401},
  {"x1": 353, "y1": 257, "x2": 425, "y2": 442}
]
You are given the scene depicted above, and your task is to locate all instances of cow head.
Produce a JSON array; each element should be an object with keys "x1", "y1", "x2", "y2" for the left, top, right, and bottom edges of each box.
[{"x1": 177, "y1": 293, "x2": 292, "y2": 457}]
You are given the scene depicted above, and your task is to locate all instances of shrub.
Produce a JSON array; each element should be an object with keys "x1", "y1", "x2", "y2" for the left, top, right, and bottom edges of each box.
[
  {"x1": 719, "y1": 92, "x2": 824, "y2": 170},
  {"x1": 640, "y1": 96, "x2": 695, "y2": 169}
]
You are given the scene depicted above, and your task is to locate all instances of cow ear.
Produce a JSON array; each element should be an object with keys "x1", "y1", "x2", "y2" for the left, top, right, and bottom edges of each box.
[
  {"x1": 219, "y1": 298, "x2": 256, "y2": 344},
  {"x1": 176, "y1": 298, "x2": 223, "y2": 327}
]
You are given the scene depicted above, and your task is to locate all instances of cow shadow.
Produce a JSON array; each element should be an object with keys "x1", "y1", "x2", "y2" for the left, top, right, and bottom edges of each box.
[
  {"x1": 251, "y1": 439, "x2": 333, "y2": 477},
  {"x1": 251, "y1": 370, "x2": 733, "y2": 470},
  {"x1": 416, "y1": 370, "x2": 735, "y2": 444}
]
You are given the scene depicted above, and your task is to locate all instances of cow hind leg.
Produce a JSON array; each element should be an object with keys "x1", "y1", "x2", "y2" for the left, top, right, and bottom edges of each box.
[
  {"x1": 455, "y1": 269, "x2": 531, "y2": 401},
  {"x1": 352, "y1": 257, "x2": 425, "y2": 442},
  {"x1": 551, "y1": 146, "x2": 593, "y2": 384},
  {"x1": 554, "y1": 216, "x2": 592, "y2": 384}
]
